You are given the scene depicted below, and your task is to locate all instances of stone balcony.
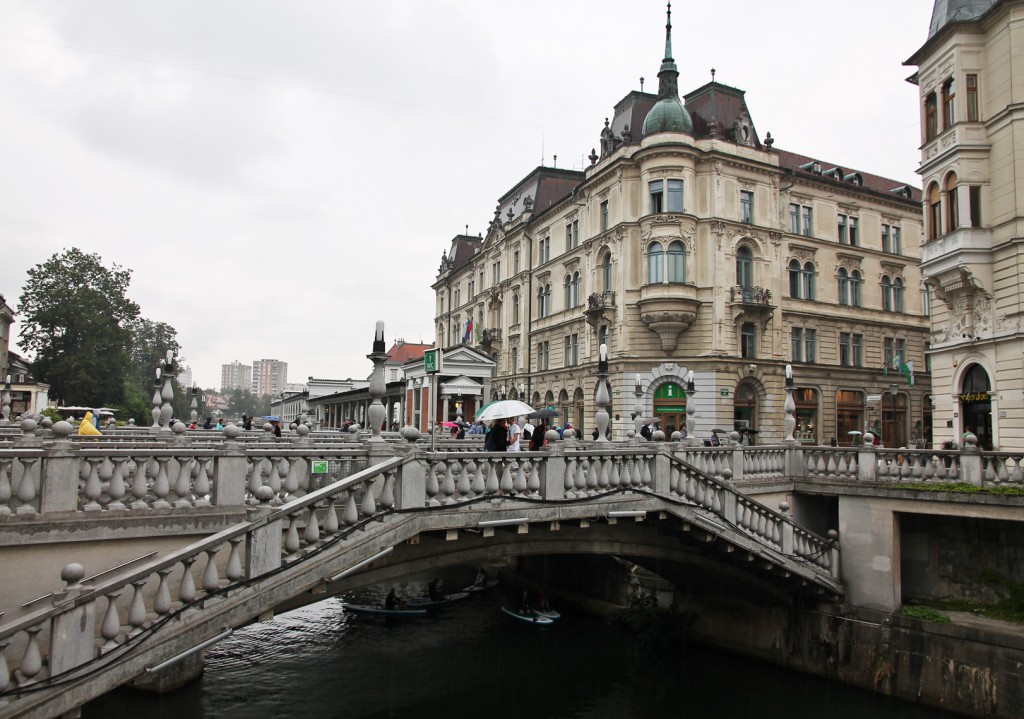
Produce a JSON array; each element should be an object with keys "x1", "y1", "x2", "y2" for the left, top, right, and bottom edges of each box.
[
  {"x1": 729, "y1": 285, "x2": 775, "y2": 329},
  {"x1": 920, "y1": 227, "x2": 993, "y2": 280},
  {"x1": 479, "y1": 328, "x2": 502, "y2": 348},
  {"x1": 584, "y1": 290, "x2": 616, "y2": 330},
  {"x1": 637, "y1": 283, "x2": 700, "y2": 353},
  {"x1": 920, "y1": 122, "x2": 989, "y2": 172}
]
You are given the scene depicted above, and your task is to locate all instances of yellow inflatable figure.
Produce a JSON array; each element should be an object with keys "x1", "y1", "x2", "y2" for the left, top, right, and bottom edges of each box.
[{"x1": 78, "y1": 411, "x2": 102, "y2": 436}]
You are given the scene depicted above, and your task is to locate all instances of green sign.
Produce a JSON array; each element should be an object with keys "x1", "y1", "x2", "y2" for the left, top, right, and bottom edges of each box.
[
  {"x1": 311, "y1": 460, "x2": 329, "y2": 474},
  {"x1": 424, "y1": 348, "x2": 442, "y2": 374}
]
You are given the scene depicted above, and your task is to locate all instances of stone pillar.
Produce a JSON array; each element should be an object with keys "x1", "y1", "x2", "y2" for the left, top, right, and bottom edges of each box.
[
  {"x1": 857, "y1": 445, "x2": 878, "y2": 482},
  {"x1": 960, "y1": 433, "x2": 983, "y2": 486},
  {"x1": 652, "y1": 449, "x2": 671, "y2": 493},
  {"x1": 543, "y1": 442, "x2": 566, "y2": 500},
  {"x1": 245, "y1": 489, "x2": 282, "y2": 578},
  {"x1": 48, "y1": 564, "x2": 96, "y2": 676},
  {"x1": 837, "y1": 495, "x2": 898, "y2": 611},
  {"x1": 395, "y1": 449, "x2": 426, "y2": 510},
  {"x1": 39, "y1": 421, "x2": 80, "y2": 513},
  {"x1": 212, "y1": 426, "x2": 246, "y2": 507}
]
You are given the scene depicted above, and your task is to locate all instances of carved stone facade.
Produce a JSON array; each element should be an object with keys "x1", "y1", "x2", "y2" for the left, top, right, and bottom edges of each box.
[
  {"x1": 432, "y1": 9, "x2": 930, "y2": 444},
  {"x1": 907, "y1": 1, "x2": 1024, "y2": 449}
]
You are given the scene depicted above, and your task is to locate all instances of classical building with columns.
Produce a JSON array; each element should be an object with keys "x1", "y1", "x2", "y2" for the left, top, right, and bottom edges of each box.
[
  {"x1": 906, "y1": 0, "x2": 1024, "y2": 450},
  {"x1": 434, "y1": 6, "x2": 932, "y2": 446}
]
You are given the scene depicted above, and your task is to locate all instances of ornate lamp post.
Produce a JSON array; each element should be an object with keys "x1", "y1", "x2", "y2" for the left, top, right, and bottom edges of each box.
[
  {"x1": 1, "y1": 374, "x2": 11, "y2": 426},
  {"x1": 159, "y1": 350, "x2": 175, "y2": 432},
  {"x1": 784, "y1": 364, "x2": 796, "y2": 443},
  {"x1": 500, "y1": 384, "x2": 507, "y2": 401},
  {"x1": 190, "y1": 384, "x2": 199, "y2": 425},
  {"x1": 366, "y1": 320, "x2": 388, "y2": 442},
  {"x1": 151, "y1": 367, "x2": 162, "y2": 430},
  {"x1": 594, "y1": 343, "x2": 611, "y2": 442},
  {"x1": 685, "y1": 370, "x2": 696, "y2": 443}
]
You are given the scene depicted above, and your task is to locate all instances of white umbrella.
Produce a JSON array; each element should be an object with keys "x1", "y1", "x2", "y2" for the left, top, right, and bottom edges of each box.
[{"x1": 475, "y1": 400, "x2": 534, "y2": 422}]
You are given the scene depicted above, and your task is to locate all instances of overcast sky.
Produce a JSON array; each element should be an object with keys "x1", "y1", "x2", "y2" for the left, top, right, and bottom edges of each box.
[{"x1": 1, "y1": 0, "x2": 934, "y2": 390}]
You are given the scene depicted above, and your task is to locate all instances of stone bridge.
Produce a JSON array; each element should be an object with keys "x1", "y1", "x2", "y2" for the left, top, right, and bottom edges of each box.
[{"x1": 0, "y1": 419, "x2": 1022, "y2": 719}]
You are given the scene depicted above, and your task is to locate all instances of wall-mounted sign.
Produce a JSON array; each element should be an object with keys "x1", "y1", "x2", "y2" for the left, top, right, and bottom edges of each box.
[
  {"x1": 720, "y1": 389, "x2": 729, "y2": 396},
  {"x1": 958, "y1": 392, "x2": 991, "y2": 402},
  {"x1": 311, "y1": 460, "x2": 329, "y2": 474},
  {"x1": 424, "y1": 349, "x2": 443, "y2": 374}
]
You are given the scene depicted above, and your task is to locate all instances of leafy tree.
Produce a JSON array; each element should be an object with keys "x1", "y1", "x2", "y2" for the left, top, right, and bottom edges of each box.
[
  {"x1": 17, "y1": 248, "x2": 140, "y2": 407},
  {"x1": 126, "y1": 317, "x2": 192, "y2": 421},
  {"x1": 225, "y1": 388, "x2": 271, "y2": 418}
]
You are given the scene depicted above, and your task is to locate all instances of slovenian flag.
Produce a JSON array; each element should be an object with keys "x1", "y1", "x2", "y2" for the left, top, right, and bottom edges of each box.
[
  {"x1": 463, "y1": 317, "x2": 473, "y2": 344},
  {"x1": 899, "y1": 359, "x2": 915, "y2": 386}
]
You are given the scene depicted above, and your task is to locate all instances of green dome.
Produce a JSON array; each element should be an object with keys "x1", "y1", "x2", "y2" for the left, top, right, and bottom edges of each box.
[{"x1": 642, "y1": 97, "x2": 692, "y2": 136}]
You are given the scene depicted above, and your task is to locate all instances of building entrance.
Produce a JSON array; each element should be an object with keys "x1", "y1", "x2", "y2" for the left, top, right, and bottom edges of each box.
[
  {"x1": 654, "y1": 382, "x2": 686, "y2": 437},
  {"x1": 959, "y1": 364, "x2": 992, "y2": 450}
]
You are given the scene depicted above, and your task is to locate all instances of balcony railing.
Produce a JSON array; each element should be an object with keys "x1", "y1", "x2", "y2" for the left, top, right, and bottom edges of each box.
[{"x1": 731, "y1": 286, "x2": 772, "y2": 305}]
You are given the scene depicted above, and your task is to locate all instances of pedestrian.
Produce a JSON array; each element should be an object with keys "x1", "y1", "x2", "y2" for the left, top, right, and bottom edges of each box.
[
  {"x1": 592, "y1": 427, "x2": 599, "y2": 440},
  {"x1": 215, "y1": 418, "x2": 224, "y2": 430},
  {"x1": 522, "y1": 420, "x2": 535, "y2": 443},
  {"x1": 530, "y1": 420, "x2": 546, "y2": 450},
  {"x1": 385, "y1": 588, "x2": 399, "y2": 610},
  {"x1": 518, "y1": 589, "x2": 533, "y2": 616},
  {"x1": 507, "y1": 417, "x2": 522, "y2": 452},
  {"x1": 489, "y1": 418, "x2": 509, "y2": 452},
  {"x1": 640, "y1": 422, "x2": 652, "y2": 440},
  {"x1": 273, "y1": 421, "x2": 282, "y2": 438},
  {"x1": 203, "y1": 416, "x2": 212, "y2": 430},
  {"x1": 709, "y1": 431, "x2": 721, "y2": 446},
  {"x1": 243, "y1": 414, "x2": 252, "y2": 431}
]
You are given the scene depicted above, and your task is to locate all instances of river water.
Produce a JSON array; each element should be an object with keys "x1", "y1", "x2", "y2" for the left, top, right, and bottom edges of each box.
[{"x1": 85, "y1": 573, "x2": 965, "y2": 719}]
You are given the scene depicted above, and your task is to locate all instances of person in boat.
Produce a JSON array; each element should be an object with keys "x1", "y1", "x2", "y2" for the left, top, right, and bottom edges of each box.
[
  {"x1": 473, "y1": 568, "x2": 488, "y2": 587},
  {"x1": 385, "y1": 588, "x2": 399, "y2": 610},
  {"x1": 537, "y1": 587, "x2": 551, "y2": 612},
  {"x1": 518, "y1": 590, "x2": 533, "y2": 615},
  {"x1": 428, "y1": 579, "x2": 443, "y2": 601}
]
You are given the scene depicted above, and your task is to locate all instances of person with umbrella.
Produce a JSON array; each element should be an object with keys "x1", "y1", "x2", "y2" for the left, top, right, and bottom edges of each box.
[{"x1": 530, "y1": 419, "x2": 547, "y2": 450}]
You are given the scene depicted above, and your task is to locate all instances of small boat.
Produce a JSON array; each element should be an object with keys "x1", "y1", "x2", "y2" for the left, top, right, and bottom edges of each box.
[
  {"x1": 342, "y1": 603, "x2": 427, "y2": 618},
  {"x1": 533, "y1": 608, "x2": 561, "y2": 620},
  {"x1": 407, "y1": 591, "x2": 471, "y2": 608},
  {"x1": 501, "y1": 606, "x2": 554, "y2": 625},
  {"x1": 463, "y1": 578, "x2": 500, "y2": 593}
]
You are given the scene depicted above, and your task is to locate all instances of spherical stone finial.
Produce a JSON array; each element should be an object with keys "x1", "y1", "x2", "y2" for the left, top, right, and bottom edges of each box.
[
  {"x1": 779, "y1": 501, "x2": 790, "y2": 513},
  {"x1": 652, "y1": 429, "x2": 666, "y2": 441},
  {"x1": 224, "y1": 424, "x2": 242, "y2": 441},
  {"x1": 61, "y1": 562, "x2": 86, "y2": 586},
  {"x1": 52, "y1": 420, "x2": 74, "y2": 438},
  {"x1": 963, "y1": 431, "x2": 978, "y2": 447},
  {"x1": 400, "y1": 425, "x2": 421, "y2": 442},
  {"x1": 254, "y1": 485, "x2": 275, "y2": 504},
  {"x1": 563, "y1": 428, "x2": 576, "y2": 439},
  {"x1": 172, "y1": 421, "x2": 187, "y2": 436},
  {"x1": 297, "y1": 424, "x2": 310, "y2": 438},
  {"x1": 263, "y1": 423, "x2": 274, "y2": 433},
  {"x1": 671, "y1": 430, "x2": 682, "y2": 441},
  {"x1": 348, "y1": 423, "x2": 361, "y2": 433},
  {"x1": 20, "y1": 418, "x2": 38, "y2": 435},
  {"x1": 545, "y1": 429, "x2": 559, "y2": 442},
  {"x1": 40, "y1": 417, "x2": 53, "y2": 429},
  {"x1": 827, "y1": 529, "x2": 839, "y2": 540}
]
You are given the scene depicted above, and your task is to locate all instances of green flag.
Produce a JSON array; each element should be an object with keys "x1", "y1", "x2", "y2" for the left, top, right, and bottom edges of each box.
[{"x1": 900, "y1": 360, "x2": 915, "y2": 386}]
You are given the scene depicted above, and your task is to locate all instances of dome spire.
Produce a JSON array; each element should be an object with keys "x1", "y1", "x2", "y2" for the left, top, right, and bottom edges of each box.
[{"x1": 657, "y1": 1, "x2": 679, "y2": 100}]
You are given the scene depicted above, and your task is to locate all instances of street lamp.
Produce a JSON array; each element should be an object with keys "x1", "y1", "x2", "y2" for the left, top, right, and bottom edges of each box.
[
  {"x1": 500, "y1": 384, "x2": 507, "y2": 400},
  {"x1": 784, "y1": 364, "x2": 796, "y2": 443},
  {"x1": 888, "y1": 382, "x2": 898, "y2": 447},
  {"x1": 1, "y1": 374, "x2": 11, "y2": 425},
  {"x1": 685, "y1": 369, "x2": 696, "y2": 442}
]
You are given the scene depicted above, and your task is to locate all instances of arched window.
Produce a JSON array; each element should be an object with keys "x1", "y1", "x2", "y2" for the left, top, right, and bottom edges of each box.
[
  {"x1": 893, "y1": 277, "x2": 904, "y2": 312},
  {"x1": 945, "y1": 172, "x2": 959, "y2": 231},
  {"x1": 837, "y1": 267, "x2": 849, "y2": 305},
  {"x1": 850, "y1": 270, "x2": 862, "y2": 307},
  {"x1": 572, "y1": 271, "x2": 581, "y2": 307},
  {"x1": 667, "y1": 241, "x2": 686, "y2": 283},
  {"x1": 803, "y1": 261, "x2": 816, "y2": 300},
  {"x1": 736, "y1": 246, "x2": 753, "y2": 289},
  {"x1": 927, "y1": 182, "x2": 941, "y2": 241},
  {"x1": 601, "y1": 252, "x2": 612, "y2": 292},
  {"x1": 538, "y1": 284, "x2": 550, "y2": 318},
  {"x1": 647, "y1": 241, "x2": 664, "y2": 284},
  {"x1": 564, "y1": 274, "x2": 573, "y2": 308},
  {"x1": 789, "y1": 259, "x2": 802, "y2": 298},
  {"x1": 882, "y1": 276, "x2": 893, "y2": 311}
]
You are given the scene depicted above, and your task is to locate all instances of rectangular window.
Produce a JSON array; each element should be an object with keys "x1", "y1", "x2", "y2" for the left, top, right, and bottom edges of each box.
[
  {"x1": 565, "y1": 219, "x2": 579, "y2": 250},
  {"x1": 948, "y1": 185, "x2": 959, "y2": 230},
  {"x1": 925, "y1": 341, "x2": 932, "y2": 372},
  {"x1": 511, "y1": 347, "x2": 519, "y2": 372},
  {"x1": 892, "y1": 226, "x2": 902, "y2": 255},
  {"x1": 564, "y1": 333, "x2": 578, "y2": 367},
  {"x1": 741, "y1": 322, "x2": 757, "y2": 358},
  {"x1": 468, "y1": 279, "x2": 475, "y2": 298},
  {"x1": 538, "y1": 237, "x2": 550, "y2": 264},
  {"x1": 514, "y1": 250, "x2": 520, "y2": 274},
  {"x1": 492, "y1": 261, "x2": 500, "y2": 285},
  {"x1": 455, "y1": 287, "x2": 461, "y2": 307},
  {"x1": 538, "y1": 341, "x2": 549, "y2": 371},
  {"x1": 882, "y1": 224, "x2": 891, "y2": 253},
  {"x1": 649, "y1": 180, "x2": 663, "y2": 214},
  {"x1": 802, "y1": 206, "x2": 813, "y2": 237},
  {"x1": 849, "y1": 217, "x2": 858, "y2": 246},
  {"x1": 790, "y1": 203, "x2": 800, "y2": 234},
  {"x1": 805, "y1": 328, "x2": 816, "y2": 363},
  {"x1": 925, "y1": 92, "x2": 938, "y2": 141},
  {"x1": 840, "y1": 332, "x2": 851, "y2": 367},
  {"x1": 852, "y1": 334, "x2": 863, "y2": 367},
  {"x1": 600, "y1": 200, "x2": 608, "y2": 232},
  {"x1": 884, "y1": 338, "x2": 906, "y2": 370},
  {"x1": 969, "y1": 186, "x2": 982, "y2": 227},
  {"x1": 740, "y1": 190, "x2": 754, "y2": 224},
  {"x1": 837, "y1": 214, "x2": 848, "y2": 244},
  {"x1": 966, "y1": 74, "x2": 979, "y2": 122},
  {"x1": 942, "y1": 77, "x2": 956, "y2": 129},
  {"x1": 791, "y1": 327, "x2": 804, "y2": 362},
  {"x1": 667, "y1": 179, "x2": 684, "y2": 212},
  {"x1": 600, "y1": 324, "x2": 609, "y2": 350}
]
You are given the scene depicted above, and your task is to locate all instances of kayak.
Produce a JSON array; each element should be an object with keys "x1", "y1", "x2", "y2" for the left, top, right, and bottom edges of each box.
[
  {"x1": 501, "y1": 606, "x2": 554, "y2": 625},
  {"x1": 407, "y1": 591, "x2": 471, "y2": 608},
  {"x1": 342, "y1": 603, "x2": 427, "y2": 618}
]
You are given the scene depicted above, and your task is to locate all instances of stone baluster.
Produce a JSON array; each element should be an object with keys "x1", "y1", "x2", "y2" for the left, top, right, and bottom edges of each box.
[
  {"x1": 458, "y1": 459, "x2": 474, "y2": 498},
  {"x1": 227, "y1": 537, "x2": 244, "y2": 580},
  {"x1": 173, "y1": 458, "x2": 193, "y2": 508},
  {"x1": 152, "y1": 457, "x2": 172, "y2": 508},
  {"x1": 151, "y1": 369, "x2": 162, "y2": 430},
  {"x1": 360, "y1": 479, "x2": 377, "y2": 516},
  {"x1": 783, "y1": 364, "x2": 796, "y2": 443},
  {"x1": 107, "y1": 457, "x2": 128, "y2": 511},
  {"x1": 594, "y1": 343, "x2": 611, "y2": 442},
  {"x1": 82, "y1": 457, "x2": 103, "y2": 511},
  {"x1": 0, "y1": 374, "x2": 11, "y2": 425},
  {"x1": 441, "y1": 460, "x2": 457, "y2": 504},
  {"x1": 179, "y1": 557, "x2": 198, "y2": 604},
  {"x1": 130, "y1": 457, "x2": 150, "y2": 509},
  {"x1": 127, "y1": 579, "x2": 149, "y2": 636},
  {"x1": 426, "y1": 462, "x2": 441, "y2": 506},
  {"x1": 18, "y1": 626, "x2": 44, "y2": 684},
  {"x1": 153, "y1": 569, "x2": 173, "y2": 617},
  {"x1": 194, "y1": 458, "x2": 212, "y2": 507},
  {"x1": 202, "y1": 547, "x2": 221, "y2": 592},
  {"x1": 513, "y1": 461, "x2": 528, "y2": 495},
  {"x1": 100, "y1": 591, "x2": 123, "y2": 653},
  {"x1": 527, "y1": 460, "x2": 541, "y2": 497},
  {"x1": 15, "y1": 456, "x2": 39, "y2": 515}
]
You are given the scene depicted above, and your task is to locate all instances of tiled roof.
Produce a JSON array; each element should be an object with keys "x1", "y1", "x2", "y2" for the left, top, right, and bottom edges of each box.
[
  {"x1": 775, "y1": 148, "x2": 922, "y2": 204},
  {"x1": 387, "y1": 342, "x2": 433, "y2": 364}
]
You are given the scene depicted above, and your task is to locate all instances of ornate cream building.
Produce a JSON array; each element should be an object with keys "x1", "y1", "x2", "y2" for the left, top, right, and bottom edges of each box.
[
  {"x1": 434, "y1": 6, "x2": 931, "y2": 446},
  {"x1": 906, "y1": 0, "x2": 1024, "y2": 450}
]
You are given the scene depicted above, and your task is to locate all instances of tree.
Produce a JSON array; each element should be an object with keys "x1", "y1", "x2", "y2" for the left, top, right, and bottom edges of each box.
[
  {"x1": 125, "y1": 317, "x2": 192, "y2": 422},
  {"x1": 17, "y1": 248, "x2": 140, "y2": 407},
  {"x1": 225, "y1": 388, "x2": 271, "y2": 418}
]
